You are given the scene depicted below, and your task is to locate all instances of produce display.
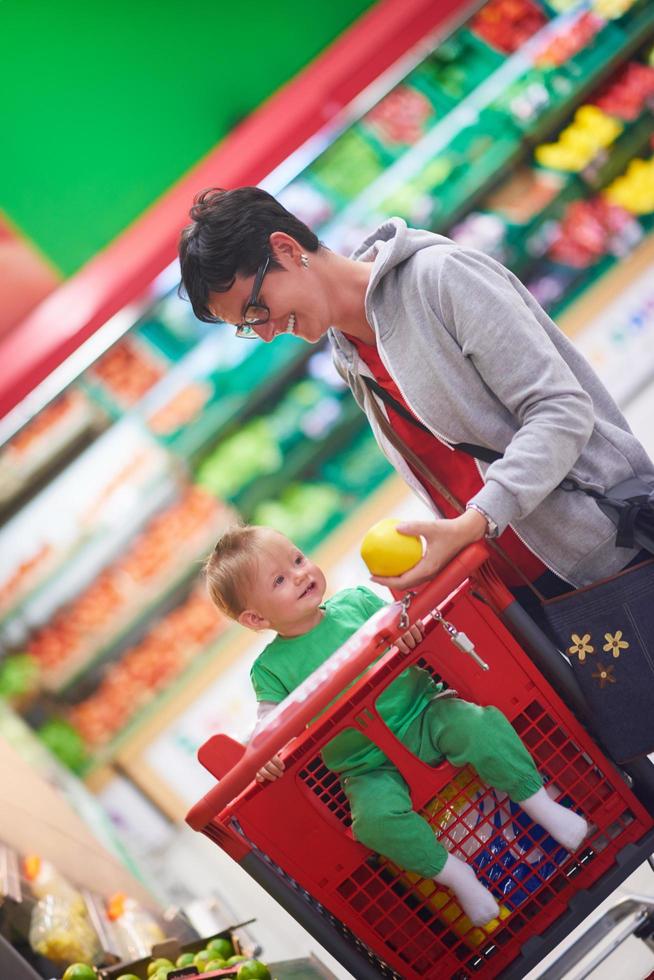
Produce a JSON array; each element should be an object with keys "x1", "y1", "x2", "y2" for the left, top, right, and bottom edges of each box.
[
  {"x1": 0, "y1": 840, "x2": 277, "y2": 980},
  {"x1": 55, "y1": 932, "x2": 271, "y2": 980},
  {"x1": 90, "y1": 338, "x2": 165, "y2": 408},
  {"x1": 0, "y1": 543, "x2": 54, "y2": 616},
  {"x1": 195, "y1": 373, "x2": 350, "y2": 505},
  {"x1": 67, "y1": 589, "x2": 225, "y2": 750},
  {"x1": 445, "y1": 43, "x2": 654, "y2": 312},
  {"x1": 147, "y1": 382, "x2": 212, "y2": 435},
  {"x1": 0, "y1": 389, "x2": 105, "y2": 510},
  {"x1": 469, "y1": 0, "x2": 548, "y2": 54},
  {"x1": 26, "y1": 487, "x2": 226, "y2": 684}
]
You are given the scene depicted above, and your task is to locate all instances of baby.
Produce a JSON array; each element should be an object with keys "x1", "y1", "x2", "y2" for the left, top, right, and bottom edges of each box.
[{"x1": 205, "y1": 524, "x2": 588, "y2": 926}]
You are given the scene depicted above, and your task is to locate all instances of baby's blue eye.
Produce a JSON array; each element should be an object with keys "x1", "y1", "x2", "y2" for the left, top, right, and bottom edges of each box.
[
  {"x1": 295, "y1": 554, "x2": 304, "y2": 565},
  {"x1": 274, "y1": 575, "x2": 284, "y2": 587}
]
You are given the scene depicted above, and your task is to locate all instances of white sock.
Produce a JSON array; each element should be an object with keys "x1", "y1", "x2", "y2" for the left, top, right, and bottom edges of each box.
[
  {"x1": 434, "y1": 853, "x2": 499, "y2": 927},
  {"x1": 519, "y1": 786, "x2": 588, "y2": 851}
]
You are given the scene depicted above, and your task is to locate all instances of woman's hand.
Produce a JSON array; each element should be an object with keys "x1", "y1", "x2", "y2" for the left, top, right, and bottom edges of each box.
[
  {"x1": 370, "y1": 510, "x2": 488, "y2": 590},
  {"x1": 256, "y1": 754, "x2": 285, "y2": 782}
]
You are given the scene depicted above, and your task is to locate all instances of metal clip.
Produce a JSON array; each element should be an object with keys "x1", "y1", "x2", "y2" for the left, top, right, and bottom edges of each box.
[
  {"x1": 398, "y1": 591, "x2": 416, "y2": 630},
  {"x1": 431, "y1": 609, "x2": 489, "y2": 670}
]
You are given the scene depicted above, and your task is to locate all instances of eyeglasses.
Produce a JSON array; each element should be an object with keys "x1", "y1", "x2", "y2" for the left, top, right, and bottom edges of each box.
[{"x1": 234, "y1": 256, "x2": 271, "y2": 339}]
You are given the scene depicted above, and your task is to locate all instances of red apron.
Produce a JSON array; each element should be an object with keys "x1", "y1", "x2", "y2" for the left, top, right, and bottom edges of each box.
[{"x1": 346, "y1": 335, "x2": 547, "y2": 587}]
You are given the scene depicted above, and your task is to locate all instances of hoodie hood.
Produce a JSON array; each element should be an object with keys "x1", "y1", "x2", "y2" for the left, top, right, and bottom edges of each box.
[
  {"x1": 352, "y1": 217, "x2": 452, "y2": 311},
  {"x1": 330, "y1": 217, "x2": 453, "y2": 365}
]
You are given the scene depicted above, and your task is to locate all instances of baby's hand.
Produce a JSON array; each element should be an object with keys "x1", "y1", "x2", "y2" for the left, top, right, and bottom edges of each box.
[
  {"x1": 396, "y1": 621, "x2": 425, "y2": 654},
  {"x1": 256, "y1": 754, "x2": 285, "y2": 783}
]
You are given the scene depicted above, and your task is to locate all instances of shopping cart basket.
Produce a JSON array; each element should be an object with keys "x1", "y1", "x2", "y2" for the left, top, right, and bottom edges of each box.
[{"x1": 187, "y1": 543, "x2": 654, "y2": 979}]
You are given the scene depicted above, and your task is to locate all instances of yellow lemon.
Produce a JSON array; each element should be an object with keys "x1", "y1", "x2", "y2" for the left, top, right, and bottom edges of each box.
[{"x1": 361, "y1": 519, "x2": 422, "y2": 576}]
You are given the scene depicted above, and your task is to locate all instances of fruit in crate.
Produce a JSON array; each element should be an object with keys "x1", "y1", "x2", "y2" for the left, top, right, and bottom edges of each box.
[
  {"x1": 593, "y1": 61, "x2": 654, "y2": 120},
  {"x1": 27, "y1": 488, "x2": 220, "y2": 672},
  {"x1": 62, "y1": 965, "x2": 97, "y2": 980},
  {"x1": 38, "y1": 719, "x2": 89, "y2": 771},
  {"x1": 535, "y1": 105, "x2": 622, "y2": 172},
  {"x1": 148, "y1": 381, "x2": 212, "y2": 435},
  {"x1": 91, "y1": 337, "x2": 164, "y2": 405},
  {"x1": 593, "y1": 0, "x2": 636, "y2": 18},
  {"x1": 547, "y1": 197, "x2": 633, "y2": 266},
  {"x1": 68, "y1": 590, "x2": 225, "y2": 748},
  {"x1": 361, "y1": 519, "x2": 423, "y2": 576},
  {"x1": 470, "y1": 0, "x2": 547, "y2": 54},
  {"x1": 534, "y1": 12, "x2": 603, "y2": 68},
  {"x1": 194, "y1": 949, "x2": 214, "y2": 969},
  {"x1": 207, "y1": 936, "x2": 234, "y2": 958},
  {"x1": 363, "y1": 85, "x2": 435, "y2": 146},
  {"x1": 176, "y1": 951, "x2": 196, "y2": 966},
  {"x1": 196, "y1": 419, "x2": 282, "y2": 498},
  {"x1": 237, "y1": 961, "x2": 271, "y2": 979},
  {"x1": 253, "y1": 482, "x2": 342, "y2": 542},
  {"x1": 0, "y1": 653, "x2": 40, "y2": 703},
  {"x1": 604, "y1": 157, "x2": 654, "y2": 214},
  {"x1": 146, "y1": 959, "x2": 174, "y2": 976}
]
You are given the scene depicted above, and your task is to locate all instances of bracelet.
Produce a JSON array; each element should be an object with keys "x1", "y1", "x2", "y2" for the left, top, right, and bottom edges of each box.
[{"x1": 466, "y1": 502, "x2": 499, "y2": 539}]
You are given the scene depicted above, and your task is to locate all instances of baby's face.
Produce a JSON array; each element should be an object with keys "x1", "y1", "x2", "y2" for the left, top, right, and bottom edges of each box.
[{"x1": 241, "y1": 530, "x2": 327, "y2": 636}]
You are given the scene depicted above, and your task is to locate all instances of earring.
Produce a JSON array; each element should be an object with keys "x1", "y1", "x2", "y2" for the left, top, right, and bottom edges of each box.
[{"x1": 300, "y1": 253, "x2": 309, "y2": 269}]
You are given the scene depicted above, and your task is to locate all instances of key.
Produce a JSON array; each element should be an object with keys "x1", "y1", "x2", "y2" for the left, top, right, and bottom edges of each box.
[{"x1": 450, "y1": 630, "x2": 489, "y2": 671}]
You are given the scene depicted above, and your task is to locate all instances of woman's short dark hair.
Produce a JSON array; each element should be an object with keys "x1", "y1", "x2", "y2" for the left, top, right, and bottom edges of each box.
[{"x1": 178, "y1": 186, "x2": 320, "y2": 323}]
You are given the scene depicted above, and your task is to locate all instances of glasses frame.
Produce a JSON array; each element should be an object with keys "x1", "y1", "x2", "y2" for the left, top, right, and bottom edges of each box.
[{"x1": 235, "y1": 256, "x2": 271, "y2": 339}]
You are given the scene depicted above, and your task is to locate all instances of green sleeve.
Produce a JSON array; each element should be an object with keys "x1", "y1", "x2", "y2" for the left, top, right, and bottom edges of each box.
[
  {"x1": 354, "y1": 585, "x2": 388, "y2": 617},
  {"x1": 250, "y1": 658, "x2": 290, "y2": 704}
]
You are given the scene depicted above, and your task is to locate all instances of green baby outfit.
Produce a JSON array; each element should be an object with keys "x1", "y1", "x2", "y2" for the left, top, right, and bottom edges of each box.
[{"x1": 250, "y1": 586, "x2": 542, "y2": 877}]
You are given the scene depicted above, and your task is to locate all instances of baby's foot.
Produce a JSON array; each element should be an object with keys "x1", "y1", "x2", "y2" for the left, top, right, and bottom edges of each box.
[
  {"x1": 435, "y1": 854, "x2": 500, "y2": 926},
  {"x1": 520, "y1": 787, "x2": 589, "y2": 851}
]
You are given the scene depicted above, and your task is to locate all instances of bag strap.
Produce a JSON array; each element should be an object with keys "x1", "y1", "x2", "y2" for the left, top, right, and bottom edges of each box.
[
  {"x1": 362, "y1": 376, "x2": 589, "y2": 485},
  {"x1": 363, "y1": 377, "x2": 504, "y2": 465},
  {"x1": 364, "y1": 388, "x2": 548, "y2": 602}
]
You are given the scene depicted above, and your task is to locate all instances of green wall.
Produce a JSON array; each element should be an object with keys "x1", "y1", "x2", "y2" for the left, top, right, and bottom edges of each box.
[{"x1": 0, "y1": 0, "x2": 376, "y2": 275}]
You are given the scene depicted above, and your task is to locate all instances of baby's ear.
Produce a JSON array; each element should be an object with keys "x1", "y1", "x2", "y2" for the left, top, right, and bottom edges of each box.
[{"x1": 238, "y1": 609, "x2": 268, "y2": 631}]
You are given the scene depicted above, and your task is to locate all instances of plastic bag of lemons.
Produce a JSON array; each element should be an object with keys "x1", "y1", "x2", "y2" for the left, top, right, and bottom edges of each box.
[{"x1": 29, "y1": 893, "x2": 100, "y2": 964}]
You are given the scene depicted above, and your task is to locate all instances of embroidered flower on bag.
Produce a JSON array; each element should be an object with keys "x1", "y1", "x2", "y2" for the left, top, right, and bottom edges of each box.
[
  {"x1": 592, "y1": 663, "x2": 616, "y2": 688},
  {"x1": 603, "y1": 630, "x2": 629, "y2": 658},
  {"x1": 568, "y1": 633, "x2": 594, "y2": 662}
]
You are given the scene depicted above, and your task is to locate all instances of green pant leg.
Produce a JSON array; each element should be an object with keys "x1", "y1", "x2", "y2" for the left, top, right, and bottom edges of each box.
[
  {"x1": 412, "y1": 698, "x2": 543, "y2": 802},
  {"x1": 343, "y1": 766, "x2": 448, "y2": 878}
]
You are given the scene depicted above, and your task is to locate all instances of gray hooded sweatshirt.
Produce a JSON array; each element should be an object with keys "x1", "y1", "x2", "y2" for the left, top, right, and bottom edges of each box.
[{"x1": 329, "y1": 218, "x2": 654, "y2": 587}]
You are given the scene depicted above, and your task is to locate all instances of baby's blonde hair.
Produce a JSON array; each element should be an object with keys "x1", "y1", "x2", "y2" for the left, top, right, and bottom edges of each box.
[{"x1": 204, "y1": 524, "x2": 266, "y2": 619}]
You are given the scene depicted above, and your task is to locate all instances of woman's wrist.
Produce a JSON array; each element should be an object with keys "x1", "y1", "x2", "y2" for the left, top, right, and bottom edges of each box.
[{"x1": 453, "y1": 508, "x2": 488, "y2": 544}]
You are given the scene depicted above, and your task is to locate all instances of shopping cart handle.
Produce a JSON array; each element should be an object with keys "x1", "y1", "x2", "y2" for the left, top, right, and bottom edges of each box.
[{"x1": 186, "y1": 541, "x2": 489, "y2": 831}]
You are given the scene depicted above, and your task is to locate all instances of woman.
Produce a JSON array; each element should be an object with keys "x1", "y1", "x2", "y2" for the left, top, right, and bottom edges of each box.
[{"x1": 178, "y1": 186, "x2": 654, "y2": 607}]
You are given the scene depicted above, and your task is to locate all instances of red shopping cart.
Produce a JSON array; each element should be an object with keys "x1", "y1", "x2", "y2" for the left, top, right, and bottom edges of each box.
[{"x1": 187, "y1": 544, "x2": 654, "y2": 979}]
